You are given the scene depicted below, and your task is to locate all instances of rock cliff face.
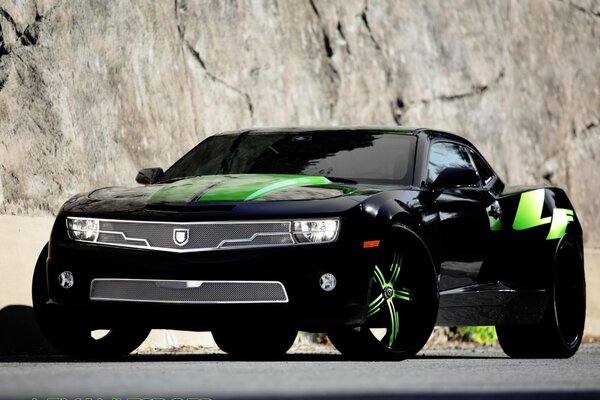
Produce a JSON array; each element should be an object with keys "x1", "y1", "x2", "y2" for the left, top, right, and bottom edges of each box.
[{"x1": 0, "y1": 0, "x2": 598, "y2": 245}]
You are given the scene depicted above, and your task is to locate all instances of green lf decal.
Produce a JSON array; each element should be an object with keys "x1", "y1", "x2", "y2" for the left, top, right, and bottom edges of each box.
[{"x1": 512, "y1": 189, "x2": 574, "y2": 240}]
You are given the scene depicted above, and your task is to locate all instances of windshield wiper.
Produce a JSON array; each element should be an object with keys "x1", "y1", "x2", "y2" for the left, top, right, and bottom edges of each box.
[
  {"x1": 157, "y1": 177, "x2": 187, "y2": 184},
  {"x1": 326, "y1": 176, "x2": 358, "y2": 184}
]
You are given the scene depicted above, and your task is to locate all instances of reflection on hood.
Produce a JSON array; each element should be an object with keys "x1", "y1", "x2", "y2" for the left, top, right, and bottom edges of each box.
[{"x1": 88, "y1": 174, "x2": 368, "y2": 204}]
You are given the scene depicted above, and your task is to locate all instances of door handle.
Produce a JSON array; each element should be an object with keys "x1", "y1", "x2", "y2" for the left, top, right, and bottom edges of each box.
[{"x1": 488, "y1": 202, "x2": 502, "y2": 219}]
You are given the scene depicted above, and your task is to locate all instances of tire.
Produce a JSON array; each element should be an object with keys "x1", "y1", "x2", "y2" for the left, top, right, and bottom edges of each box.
[
  {"x1": 497, "y1": 235, "x2": 586, "y2": 358},
  {"x1": 327, "y1": 223, "x2": 439, "y2": 360},
  {"x1": 32, "y1": 244, "x2": 151, "y2": 359},
  {"x1": 212, "y1": 325, "x2": 297, "y2": 357}
]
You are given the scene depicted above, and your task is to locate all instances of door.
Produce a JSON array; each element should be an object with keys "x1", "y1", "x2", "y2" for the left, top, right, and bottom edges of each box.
[{"x1": 427, "y1": 142, "x2": 495, "y2": 291}]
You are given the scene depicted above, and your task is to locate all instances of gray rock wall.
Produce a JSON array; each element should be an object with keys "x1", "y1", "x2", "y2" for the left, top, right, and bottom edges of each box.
[{"x1": 1, "y1": 0, "x2": 599, "y2": 245}]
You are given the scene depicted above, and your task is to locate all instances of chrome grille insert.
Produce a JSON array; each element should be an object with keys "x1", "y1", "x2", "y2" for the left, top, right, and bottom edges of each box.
[
  {"x1": 68, "y1": 217, "x2": 295, "y2": 253},
  {"x1": 90, "y1": 279, "x2": 289, "y2": 304}
]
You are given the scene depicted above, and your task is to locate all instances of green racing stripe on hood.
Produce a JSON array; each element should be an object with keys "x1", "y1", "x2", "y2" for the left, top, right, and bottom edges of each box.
[
  {"x1": 196, "y1": 174, "x2": 332, "y2": 202},
  {"x1": 147, "y1": 175, "x2": 229, "y2": 203}
]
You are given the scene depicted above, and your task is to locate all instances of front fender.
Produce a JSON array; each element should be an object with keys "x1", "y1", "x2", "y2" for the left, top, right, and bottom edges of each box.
[
  {"x1": 357, "y1": 189, "x2": 440, "y2": 273},
  {"x1": 359, "y1": 190, "x2": 421, "y2": 233}
]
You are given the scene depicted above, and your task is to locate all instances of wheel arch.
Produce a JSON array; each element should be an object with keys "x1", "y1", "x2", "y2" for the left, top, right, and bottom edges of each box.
[
  {"x1": 492, "y1": 186, "x2": 583, "y2": 288},
  {"x1": 360, "y1": 191, "x2": 439, "y2": 275},
  {"x1": 388, "y1": 219, "x2": 440, "y2": 276}
]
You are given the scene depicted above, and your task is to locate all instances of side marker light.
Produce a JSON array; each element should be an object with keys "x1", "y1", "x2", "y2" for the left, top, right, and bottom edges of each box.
[{"x1": 363, "y1": 240, "x2": 380, "y2": 249}]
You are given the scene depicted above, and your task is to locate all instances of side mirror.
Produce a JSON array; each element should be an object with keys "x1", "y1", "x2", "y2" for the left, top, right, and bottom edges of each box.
[
  {"x1": 430, "y1": 167, "x2": 479, "y2": 192},
  {"x1": 136, "y1": 167, "x2": 163, "y2": 185}
]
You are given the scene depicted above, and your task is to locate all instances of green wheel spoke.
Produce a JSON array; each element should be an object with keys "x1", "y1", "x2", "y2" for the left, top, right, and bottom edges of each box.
[
  {"x1": 386, "y1": 300, "x2": 400, "y2": 347},
  {"x1": 367, "y1": 306, "x2": 381, "y2": 318},
  {"x1": 373, "y1": 265, "x2": 386, "y2": 290},
  {"x1": 369, "y1": 250, "x2": 412, "y2": 348},
  {"x1": 369, "y1": 293, "x2": 384, "y2": 309},
  {"x1": 390, "y1": 252, "x2": 402, "y2": 286},
  {"x1": 394, "y1": 288, "x2": 415, "y2": 302},
  {"x1": 368, "y1": 291, "x2": 385, "y2": 319},
  {"x1": 368, "y1": 294, "x2": 385, "y2": 317}
]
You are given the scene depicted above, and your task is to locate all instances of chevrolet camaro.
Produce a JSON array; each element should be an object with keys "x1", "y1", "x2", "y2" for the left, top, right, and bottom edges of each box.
[{"x1": 32, "y1": 127, "x2": 585, "y2": 359}]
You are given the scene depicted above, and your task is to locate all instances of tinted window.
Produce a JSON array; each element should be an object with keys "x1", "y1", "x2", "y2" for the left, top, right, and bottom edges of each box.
[
  {"x1": 160, "y1": 132, "x2": 416, "y2": 185},
  {"x1": 470, "y1": 150, "x2": 495, "y2": 186},
  {"x1": 427, "y1": 142, "x2": 476, "y2": 184}
]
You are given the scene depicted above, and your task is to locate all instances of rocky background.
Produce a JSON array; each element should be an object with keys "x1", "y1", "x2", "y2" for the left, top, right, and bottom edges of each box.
[{"x1": 0, "y1": 0, "x2": 598, "y2": 246}]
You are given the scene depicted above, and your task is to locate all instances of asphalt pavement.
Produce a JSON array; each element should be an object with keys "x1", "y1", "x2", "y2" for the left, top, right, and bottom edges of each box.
[{"x1": 1, "y1": 344, "x2": 599, "y2": 400}]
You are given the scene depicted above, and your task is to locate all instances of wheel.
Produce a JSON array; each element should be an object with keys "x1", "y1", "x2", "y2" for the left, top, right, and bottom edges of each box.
[
  {"x1": 212, "y1": 325, "x2": 297, "y2": 357},
  {"x1": 328, "y1": 223, "x2": 439, "y2": 360},
  {"x1": 497, "y1": 235, "x2": 585, "y2": 358},
  {"x1": 32, "y1": 244, "x2": 151, "y2": 359}
]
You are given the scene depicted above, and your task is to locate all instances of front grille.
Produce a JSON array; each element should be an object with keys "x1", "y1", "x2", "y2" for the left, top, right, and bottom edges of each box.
[
  {"x1": 90, "y1": 279, "x2": 289, "y2": 304},
  {"x1": 83, "y1": 218, "x2": 294, "y2": 253}
]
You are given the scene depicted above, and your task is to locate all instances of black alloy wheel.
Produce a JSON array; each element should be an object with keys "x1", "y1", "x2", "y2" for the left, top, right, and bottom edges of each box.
[{"x1": 328, "y1": 223, "x2": 439, "y2": 360}]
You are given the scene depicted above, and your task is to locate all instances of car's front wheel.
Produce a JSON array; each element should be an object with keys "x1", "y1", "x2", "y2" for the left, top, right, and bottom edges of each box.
[
  {"x1": 327, "y1": 223, "x2": 439, "y2": 360},
  {"x1": 496, "y1": 235, "x2": 586, "y2": 358},
  {"x1": 32, "y1": 244, "x2": 151, "y2": 359}
]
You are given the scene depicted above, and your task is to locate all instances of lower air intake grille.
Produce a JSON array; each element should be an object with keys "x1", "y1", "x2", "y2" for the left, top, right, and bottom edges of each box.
[{"x1": 90, "y1": 279, "x2": 288, "y2": 304}]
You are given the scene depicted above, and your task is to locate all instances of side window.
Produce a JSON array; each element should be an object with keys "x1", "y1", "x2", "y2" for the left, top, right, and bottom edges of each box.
[
  {"x1": 469, "y1": 150, "x2": 495, "y2": 186},
  {"x1": 427, "y1": 142, "x2": 477, "y2": 185}
]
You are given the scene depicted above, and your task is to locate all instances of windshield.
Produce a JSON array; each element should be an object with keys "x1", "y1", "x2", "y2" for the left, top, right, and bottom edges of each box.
[{"x1": 159, "y1": 131, "x2": 416, "y2": 185}]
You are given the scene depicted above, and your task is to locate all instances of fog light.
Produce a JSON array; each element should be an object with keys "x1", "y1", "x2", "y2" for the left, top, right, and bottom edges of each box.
[
  {"x1": 319, "y1": 273, "x2": 336, "y2": 291},
  {"x1": 58, "y1": 271, "x2": 74, "y2": 289}
]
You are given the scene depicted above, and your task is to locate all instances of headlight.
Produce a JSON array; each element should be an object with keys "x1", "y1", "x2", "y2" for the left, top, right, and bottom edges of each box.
[
  {"x1": 292, "y1": 219, "x2": 339, "y2": 243},
  {"x1": 66, "y1": 217, "x2": 99, "y2": 242}
]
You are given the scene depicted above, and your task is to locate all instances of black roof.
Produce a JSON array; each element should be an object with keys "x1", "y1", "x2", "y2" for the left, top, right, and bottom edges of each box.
[
  {"x1": 215, "y1": 126, "x2": 472, "y2": 147},
  {"x1": 215, "y1": 126, "x2": 418, "y2": 136}
]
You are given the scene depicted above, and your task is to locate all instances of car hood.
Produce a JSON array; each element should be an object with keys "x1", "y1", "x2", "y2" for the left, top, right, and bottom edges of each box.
[
  {"x1": 62, "y1": 174, "x2": 382, "y2": 216},
  {"x1": 92, "y1": 174, "x2": 374, "y2": 203}
]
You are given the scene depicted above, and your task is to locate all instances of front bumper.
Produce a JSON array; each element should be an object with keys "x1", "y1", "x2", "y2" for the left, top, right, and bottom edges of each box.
[{"x1": 45, "y1": 225, "x2": 376, "y2": 331}]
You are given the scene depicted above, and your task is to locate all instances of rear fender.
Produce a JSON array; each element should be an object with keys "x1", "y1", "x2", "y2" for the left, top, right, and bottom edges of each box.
[
  {"x1": 499, "y1": 187, "x2": 582, "y2": 240},
  {"x1": 489, "y1": 187, "x2": 582, "y2": 288}
]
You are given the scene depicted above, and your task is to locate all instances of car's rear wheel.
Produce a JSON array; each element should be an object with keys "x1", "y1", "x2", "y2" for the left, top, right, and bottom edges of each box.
[
  {"x1": 212, "y1": 325, "x2": 298, "y2": 357},
  {"x1": 327, "y1": 223, "x2": 439, "y2": 360},
  {"x1": 32, "y1": 244, "x2": 151, "y2": 359},
  {"x1": 496, "y1": 235, "x2": 585, "y2": 358}
]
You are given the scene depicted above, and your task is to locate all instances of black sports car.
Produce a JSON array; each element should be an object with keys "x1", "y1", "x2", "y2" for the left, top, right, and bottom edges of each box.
[{"x1": 33, "y1": 127, "x2": 586, "y2": 359}]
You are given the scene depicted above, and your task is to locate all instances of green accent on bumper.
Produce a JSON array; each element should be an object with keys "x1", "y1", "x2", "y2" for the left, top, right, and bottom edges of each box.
[
  {"x1": 196, "y1": 174, "x2": 331, "y2": 202},
  {"x1": 512, "y1": 189, "x2": 574, "y2": 240}
]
